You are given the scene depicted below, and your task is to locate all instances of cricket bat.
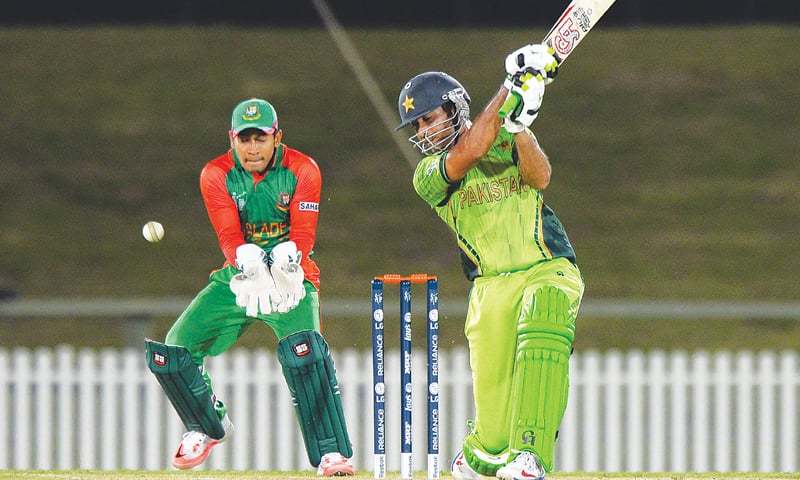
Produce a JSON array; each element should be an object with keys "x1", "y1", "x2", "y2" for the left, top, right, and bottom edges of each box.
[{"x1": 499, "y1": 0, "x2": 617, "y2": 117}]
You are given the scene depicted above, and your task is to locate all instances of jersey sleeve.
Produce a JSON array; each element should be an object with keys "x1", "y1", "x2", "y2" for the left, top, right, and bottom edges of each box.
[
  {"x1": 288, "y1": 157, "x2": 322, "y2": 264},
  {"x1": 412, "y1": 153, "x2": 451, "y2": 207},
  {"x1": 200, "y1": 163, "x2": 245, "y2": 266}
]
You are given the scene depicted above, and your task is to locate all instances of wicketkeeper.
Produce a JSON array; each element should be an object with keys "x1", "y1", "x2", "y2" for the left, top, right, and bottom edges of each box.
[
  {"x1": 395, "y1": 45, "x2": 584, "y2": 480},
  {"x1": 145, "y1": 98, "x2": 354, "y2": 476}
]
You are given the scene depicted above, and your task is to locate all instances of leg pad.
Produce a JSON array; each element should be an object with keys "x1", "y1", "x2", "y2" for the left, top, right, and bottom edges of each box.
[
  {"x1": 145, "y1": 339, "x2": 225, "y2": 439},
  {"x1": 508, "y1": 286, "x2": 576, "y2": 471},
  {"x1": 277, "y1": 330, "x2": 353, "y2": 467}
]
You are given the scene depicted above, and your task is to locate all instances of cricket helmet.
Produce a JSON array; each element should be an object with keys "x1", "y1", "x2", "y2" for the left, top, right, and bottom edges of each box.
[{"x1": 396, "y1": 72, "x2": 472, "y2": 155}]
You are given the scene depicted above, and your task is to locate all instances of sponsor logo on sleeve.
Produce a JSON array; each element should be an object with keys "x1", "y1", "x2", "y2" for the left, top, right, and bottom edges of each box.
[{"x1": 298, "y1": 202, "x2": 319, "y2": 212}]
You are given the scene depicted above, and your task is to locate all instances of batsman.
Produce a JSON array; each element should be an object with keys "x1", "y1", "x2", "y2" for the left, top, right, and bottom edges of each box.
[
  {"x1": 396, "y1": 45, "x2": 584, "y2": 480},
  {"x1": 145, "y1": 98, "x2": 354, "y2": 476}
]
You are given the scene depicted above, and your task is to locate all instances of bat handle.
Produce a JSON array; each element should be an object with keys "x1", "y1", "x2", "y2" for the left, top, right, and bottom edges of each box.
[{"x1": 499, "y1": 91, "x2": 521, "y2": 119}]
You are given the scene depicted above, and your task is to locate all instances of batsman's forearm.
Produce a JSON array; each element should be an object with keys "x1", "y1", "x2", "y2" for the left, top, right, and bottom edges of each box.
[
  {"x1": 446, "y1": 88, "x2": 508, "y2": 180},
  {"x1": 463, "y1": 87, "x2": 507, "y2": 156},
  {"x1": 516, "y1": 130, "x2": 551, "y2": 190}
]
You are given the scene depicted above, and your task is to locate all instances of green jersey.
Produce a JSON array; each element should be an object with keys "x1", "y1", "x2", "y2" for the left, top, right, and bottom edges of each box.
[{"x1": 413, "y1": 129, "x2": 576, "y2": 279}]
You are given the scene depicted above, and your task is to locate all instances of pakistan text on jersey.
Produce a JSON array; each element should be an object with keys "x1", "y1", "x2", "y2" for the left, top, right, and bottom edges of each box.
[
  {"x1": 455, "y1": 175, "x2": 533, "y2": 210},
  {"x1": 245, "y1": 222, "x2": 288, "y2": 241}
]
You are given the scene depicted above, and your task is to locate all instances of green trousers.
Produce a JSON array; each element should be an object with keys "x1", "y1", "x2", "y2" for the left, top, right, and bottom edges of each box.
[
  {"x1": 166, "y1": 265, "x2": 320, "y2": 363},
  {"x1": 465, "y1": 257, "x2": 584, "y2": 461}
]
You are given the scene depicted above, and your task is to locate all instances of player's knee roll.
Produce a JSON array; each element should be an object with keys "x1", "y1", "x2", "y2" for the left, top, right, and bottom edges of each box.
[{"x1": 518, "y1": 285, "x2": 575, "y2": 353}]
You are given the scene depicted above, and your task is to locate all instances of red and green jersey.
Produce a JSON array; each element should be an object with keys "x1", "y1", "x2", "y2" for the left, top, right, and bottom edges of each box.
[
  {"x1": 200, "y1": 143, "x2": 322, "y2": 288},
  {"x1": 413, "y1": 128, "x2": 576, "y2": 279}
]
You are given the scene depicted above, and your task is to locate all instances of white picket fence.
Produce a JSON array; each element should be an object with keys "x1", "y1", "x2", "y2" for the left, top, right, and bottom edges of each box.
[{"x1": 0, "y1": 347, "x2": 798, "y2": 473}]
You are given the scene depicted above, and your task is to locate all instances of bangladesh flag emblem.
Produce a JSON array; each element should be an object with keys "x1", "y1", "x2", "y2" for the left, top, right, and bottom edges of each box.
[{"x1": 243, "y1": 104, "x2": 261, "y2": 121}]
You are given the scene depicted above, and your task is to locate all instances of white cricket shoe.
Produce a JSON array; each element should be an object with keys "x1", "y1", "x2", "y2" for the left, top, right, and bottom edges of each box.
[
  {"x1": 451, "y1": 450, "x2": 488, "y2": 480},
  {"x1": 316, "y1": 452, "x2": 355, "y2": 476},
  {"x1": 495, "y1": 451, "x2": 545, "y2": 480},
  {"x1": 172, "y1": 414, "x2": 234, "y2": 470}
]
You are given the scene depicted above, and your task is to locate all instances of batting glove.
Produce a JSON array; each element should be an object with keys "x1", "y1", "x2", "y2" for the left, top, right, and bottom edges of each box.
[
  {"x1": 502, "y1": 72, "x2": 546, "y2": 131},
  {"x1": 505, "y1": 43, "x2": 558, "y2": 84}
]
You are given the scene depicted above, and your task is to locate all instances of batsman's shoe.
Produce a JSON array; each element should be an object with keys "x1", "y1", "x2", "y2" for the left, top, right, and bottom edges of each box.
[
  {"x1": 316, "y1": 452, "x2": 355, "y2": 476},
  {"x1": 172, "y1": 414, "x2": 234, "y2": 470},
  {"x1": 495, "y1": 451, "x2": 545, "y2": 480},
  {"x1": 452, "y1": 450, "x2": 489, "y2": 479}
]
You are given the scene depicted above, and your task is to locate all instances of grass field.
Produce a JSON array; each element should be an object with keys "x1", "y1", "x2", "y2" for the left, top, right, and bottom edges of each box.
[
  {"x1": 1, "y1": 25, "x2": 799, "y2": 350},
  {"x1": 4, "y1": 472, "x2": 799, "y2": 480}
]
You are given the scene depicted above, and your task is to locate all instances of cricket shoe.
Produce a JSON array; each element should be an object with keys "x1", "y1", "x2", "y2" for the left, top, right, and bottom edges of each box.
[
  {"x1": 316, "y1": 452, "x2": 355, "y2": 476},
  {"x1": 495, "y1": 451, "x2": 545, "y2": 480},
  {"x1": 172, "y1": 414, "x2": 234, "y2": 470},
  {"x1": 451, "y1": 450, "x2": 490, "y2": 479}
]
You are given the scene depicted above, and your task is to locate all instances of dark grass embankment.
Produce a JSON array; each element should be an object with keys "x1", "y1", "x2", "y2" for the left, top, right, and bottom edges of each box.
[{"x1": 1, "y1": 26, "x2": 798, "y2": 349}]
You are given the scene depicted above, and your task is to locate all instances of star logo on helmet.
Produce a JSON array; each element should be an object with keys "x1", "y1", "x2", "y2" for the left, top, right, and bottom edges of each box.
[{"x1": 402, "y1": 95, "x2": 415, "y2": 113}]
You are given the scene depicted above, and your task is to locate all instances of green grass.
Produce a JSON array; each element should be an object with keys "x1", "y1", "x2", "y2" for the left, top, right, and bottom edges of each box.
[
  {"x1": 3, "y1": 472, "x2": 798, "y2": 480},
  {"x1": 1, "y1": 25, "x2": 799, "y2": 349}
]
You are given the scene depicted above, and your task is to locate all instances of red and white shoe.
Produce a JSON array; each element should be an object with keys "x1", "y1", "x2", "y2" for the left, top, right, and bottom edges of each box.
[
  {"x1": 495, "y1": 451, "x2": 545, "y2": 480},
  {"x1": 316, "y1": 452, "x2": 355, "y2": 476},
  {"x1": 172, "y1": 415, "x2": 233, "y2": 470},
  {"x1": 451, "y1": 450, "x2": 487, "y2": 479}
]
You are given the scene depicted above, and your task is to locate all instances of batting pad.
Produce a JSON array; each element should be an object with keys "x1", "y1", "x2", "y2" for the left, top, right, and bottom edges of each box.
[
  {"x1": 277, "y1": 330, "x2": 353, "y2": 467},
  {"x1": 145, "y1": 339, "x2": 226, "y2": 440},
  {"x1": 508, "y1": 285, "x2": 575, "y2": 472}
]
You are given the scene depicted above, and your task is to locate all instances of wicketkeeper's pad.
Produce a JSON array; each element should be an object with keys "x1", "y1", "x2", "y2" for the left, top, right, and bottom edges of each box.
[
  {"x1": 145, "y1": 339, "x2": 226, "y2": 440},
  {"x1": 508, "y1": 285, "x2": 575, "y2": 471},
  {"x1": 277, "y1": 330, "x2": 353, "y2": 467}
]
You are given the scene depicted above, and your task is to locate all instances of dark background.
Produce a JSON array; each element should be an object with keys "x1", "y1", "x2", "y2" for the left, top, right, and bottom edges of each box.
[
  {"x1": 2, "y1": 0, "x2": 799, "y2": 26},
  {"x1": 1, "y1": 1, "x2": 799, "y2": 350}
]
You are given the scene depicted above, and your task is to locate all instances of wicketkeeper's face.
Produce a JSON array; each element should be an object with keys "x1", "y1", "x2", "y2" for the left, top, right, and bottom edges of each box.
[{"x1": 232, "y1": 128, "x2": 283, "y2": 174}]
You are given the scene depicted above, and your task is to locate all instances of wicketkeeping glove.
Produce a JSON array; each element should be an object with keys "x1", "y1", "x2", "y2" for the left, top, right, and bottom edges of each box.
[
  {"x1": 229, "y1": 243, "x2": 282, "y2": 317},
  {"x1": 268, "y1": 241, "x2": 306, "y2": 314},
  {"x1": 502, "y1": 72, "x2": 546, "y2": 132},
  {"x1": 504, "y1": 43, "x2": 558, "y2": 85}
]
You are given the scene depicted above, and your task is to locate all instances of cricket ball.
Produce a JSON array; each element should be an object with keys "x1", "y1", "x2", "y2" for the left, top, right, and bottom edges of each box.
[{"x1": 142, "y1": 221, "x2": 165, "y2": 243}]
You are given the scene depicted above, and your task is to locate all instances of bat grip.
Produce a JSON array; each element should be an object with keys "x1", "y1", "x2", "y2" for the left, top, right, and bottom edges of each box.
[{"x1": 499, "y1": 91, "x2": 521, "y2": 119}]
